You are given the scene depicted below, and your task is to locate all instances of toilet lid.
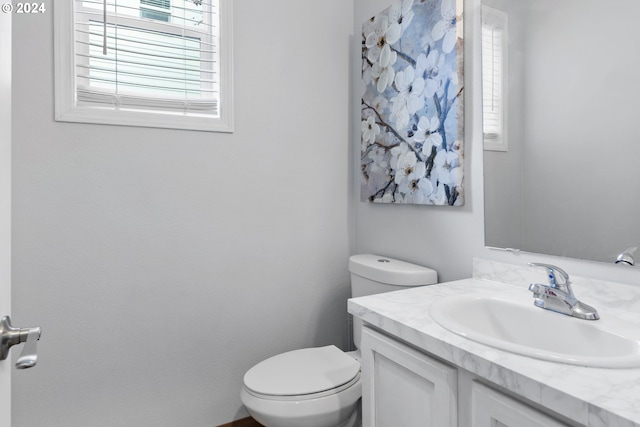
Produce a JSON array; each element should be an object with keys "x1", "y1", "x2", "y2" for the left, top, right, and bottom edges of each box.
[{"x1": 243, "y1": 345, "x2": 360, "y2": 396}]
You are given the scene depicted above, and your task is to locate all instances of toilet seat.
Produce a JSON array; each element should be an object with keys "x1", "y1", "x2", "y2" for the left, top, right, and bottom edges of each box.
[{"x1": 243, "y1": 345, "x2": 360, "y2": 400}]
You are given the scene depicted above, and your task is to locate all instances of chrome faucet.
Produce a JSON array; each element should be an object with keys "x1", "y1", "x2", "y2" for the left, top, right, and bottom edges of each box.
[{"x1": 528, "y1": 263, "x2": 599, "y2": 320}]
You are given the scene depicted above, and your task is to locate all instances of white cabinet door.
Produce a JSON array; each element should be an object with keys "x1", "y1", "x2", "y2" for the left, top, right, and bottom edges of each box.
[
  {"x1": 470, "y1": 381, "x2": 568, "y2": 427},
  {"x1": 361, "y1": 326, "x2": 457, "y2": 427}
]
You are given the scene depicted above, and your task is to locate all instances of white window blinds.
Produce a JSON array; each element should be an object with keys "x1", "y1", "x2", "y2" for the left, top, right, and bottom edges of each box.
[
  {"x1": 55, "y1": 0, "x2": 233, "y2": 132},
  {"x1": 481, "y1": 6, "x2": 508, "y2": 151},
  {"x1": 74, "y1": 0, "x2": 219, "y2": 116}
]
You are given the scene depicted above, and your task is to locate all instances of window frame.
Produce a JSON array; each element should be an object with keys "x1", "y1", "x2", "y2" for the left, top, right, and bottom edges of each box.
[{"x1": 54, "y1": 0, "x2": 234, "y2": 133}]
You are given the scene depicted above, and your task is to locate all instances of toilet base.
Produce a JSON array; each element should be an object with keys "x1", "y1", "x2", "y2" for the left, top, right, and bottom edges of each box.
[
  {"x1": 240, "y1": 380, "x2": 361, "y2": 427},
  {"x1": 339, "y1": 405, "x2": 361, "y2": 427},
  {"x1": 250, "y1": 402, "x2": 360, "y2": 427}
]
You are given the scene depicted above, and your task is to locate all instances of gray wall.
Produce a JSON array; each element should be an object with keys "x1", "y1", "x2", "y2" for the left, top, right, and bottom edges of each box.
[
  {"x1": 484, "y1": 0, "x2": 640, "y2": 262},
  {"x1": 522, "y1": 0, "x2": 640, "y2": 261},
  {"x1": 11, "y1": 0, "x2": 640, "y2": 426},
  {"x1": 11, "y1": 1, "x2": 353, "y2": 426},
  {"x1": 482, "y1": 0, "x2": 525, "y2": 250}
]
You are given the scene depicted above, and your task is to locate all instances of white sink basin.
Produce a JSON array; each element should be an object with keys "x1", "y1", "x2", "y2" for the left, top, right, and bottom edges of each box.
[{"x1": 429, "y1": 294, "x2": 640, "y2": 368}]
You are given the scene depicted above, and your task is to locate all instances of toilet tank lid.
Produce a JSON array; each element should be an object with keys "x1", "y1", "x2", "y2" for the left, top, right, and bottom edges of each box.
[{"x1": 349, "y1": 254, "x2": 437, "y2": 286}]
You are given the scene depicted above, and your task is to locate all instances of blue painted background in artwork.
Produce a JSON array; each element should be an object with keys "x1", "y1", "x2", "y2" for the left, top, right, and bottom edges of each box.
[{"x1": 360, "y1": 0, "x2": 464, "y2": 205}]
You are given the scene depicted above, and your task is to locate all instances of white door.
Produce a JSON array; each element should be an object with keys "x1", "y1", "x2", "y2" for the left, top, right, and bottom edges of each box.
[{"x1": 1, "y1": 9, "x2": 13, "y2": 426}]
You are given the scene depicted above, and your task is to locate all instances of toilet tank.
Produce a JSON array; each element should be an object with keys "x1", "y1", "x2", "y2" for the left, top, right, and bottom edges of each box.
[{"x1": 349, "y1": 254, "x2": 437, "y2": 349}]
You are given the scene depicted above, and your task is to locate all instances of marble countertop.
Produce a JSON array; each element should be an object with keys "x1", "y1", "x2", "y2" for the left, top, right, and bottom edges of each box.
[{"x1": 347, "y1": 259, "x2": 640, "y2": 427}]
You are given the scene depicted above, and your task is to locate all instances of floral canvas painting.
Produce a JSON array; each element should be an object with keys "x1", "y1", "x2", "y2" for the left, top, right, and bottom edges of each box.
[{"x1": 360, "y1": 0, "x2": 464, "y2": 205}]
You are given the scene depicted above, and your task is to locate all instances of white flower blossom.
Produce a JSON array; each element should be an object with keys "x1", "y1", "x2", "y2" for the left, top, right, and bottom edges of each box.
[
  {"x1": 393, "y1": 150, "x2": 424, "y2": 188},
  {"x1": 370, "y1": 50, "x2": 397, "y2": 93},
  {"x1": 371, "y1": 95, "x2": 388, "y2": 114},
  {"x1": 387, "y1": 0, "x2": 415, "y2": 35},
  {"x1": 365, "y1": 15, "x2": 401, "y2": 66},
  {"x1": 367, "y1": 145, "x2": 389, "y2": 174},
  {"x1": 415, "y1": 50, "x2": 444, "y2": 98},
  {"x1": 364, "y1": 15, "x2": 387, "y2": 63},
  {"x1": 398, "y1": 159, "x2": 429, "y2": 200},
  {"x1": 449, "y1": 166, "x2": 463, "y2": 187},
  {"x1": 394, "y1": 65, "x2": 425, "y2": 115},
  {"x1": 390, "y1": 142, "x2": 409, "y2": 170},
  {"x1": 389, "y1": 93, "x2": 410, "y2": 130},
  {"x1": 428, "y1": 147, "x2": 463, "y2": 194},
  {"x1": 361, "y1": 116, "x2": 380, "y2": 148},
  {"x1": 401, "y1": 176, "x2": 434, "y2": 204},
  {"x1": 430, "y1": 182, "x2": 448, "y2": 205},
  {"x1": 414, "y1": 115, "x2": 443, "y2": 152},
  {"x1": 431, "y1": 0, "x2": 458, "y2": 54}
]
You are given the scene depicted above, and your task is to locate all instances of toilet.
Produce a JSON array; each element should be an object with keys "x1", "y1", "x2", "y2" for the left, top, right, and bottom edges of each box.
[{"x1": 240, "y1": 254, "x2": 438, "y2": 427}]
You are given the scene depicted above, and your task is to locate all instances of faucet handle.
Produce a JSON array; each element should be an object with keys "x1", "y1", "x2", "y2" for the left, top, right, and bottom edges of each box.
[
  {"x1": 528, "y1": 262, "x2": 572, "y2": 294},
  {"x1": 527, "y1": 264, "x2": 599, "y2": 320},
  {"x1": 615, "y1": 247, "x2": 637, "y2": 266}
]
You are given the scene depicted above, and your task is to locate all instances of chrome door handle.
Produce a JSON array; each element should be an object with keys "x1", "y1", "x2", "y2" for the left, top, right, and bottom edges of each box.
[{"x1": 0, "y1": 316, "x2": 41, "y2": 369}]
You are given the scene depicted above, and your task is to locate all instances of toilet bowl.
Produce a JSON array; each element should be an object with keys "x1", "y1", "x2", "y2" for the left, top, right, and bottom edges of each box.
[
  {"x1": 240, "y1": 254, "x2": 438, "y2": 427},
  {"x1": 240, "y1": 345, "x2": 362, "y2": 427}
]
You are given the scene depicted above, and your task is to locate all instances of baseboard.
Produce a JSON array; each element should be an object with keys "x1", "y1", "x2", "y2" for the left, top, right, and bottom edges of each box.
[{"x1": 216, "y1": 416, "x2": 264, "y2": 427}]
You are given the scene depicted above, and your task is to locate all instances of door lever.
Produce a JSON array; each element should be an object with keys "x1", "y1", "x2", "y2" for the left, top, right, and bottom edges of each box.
[{"x1": 0, "y1": 316, "x2": 42, "y2": 369}]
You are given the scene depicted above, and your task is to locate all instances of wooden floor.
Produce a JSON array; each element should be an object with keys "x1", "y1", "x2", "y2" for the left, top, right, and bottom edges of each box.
[{"x1": 217, "y1": 416, "x2": 264, "y2": 427}]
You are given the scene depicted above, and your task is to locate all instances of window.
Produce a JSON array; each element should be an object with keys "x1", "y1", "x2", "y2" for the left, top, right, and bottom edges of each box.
[
  {"x1": 54, "y1": 0, "x2": 233, "y2": 132},
  {"x1": 140, "y1": 0, "x2": 171, "y2": 21},
  {"x1": 481, "y1": 6, "x2": 507, "y2": 151}
]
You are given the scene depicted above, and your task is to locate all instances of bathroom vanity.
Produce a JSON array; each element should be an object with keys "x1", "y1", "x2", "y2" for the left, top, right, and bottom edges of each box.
[{"x1": 348, "y1": 259, "x2": 640, "y2": 427}]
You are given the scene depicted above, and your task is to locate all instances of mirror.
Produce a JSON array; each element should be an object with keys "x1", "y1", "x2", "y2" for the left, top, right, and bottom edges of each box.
[{"x1": 482, "y1": 0, "x2": 640, "y2": 265}]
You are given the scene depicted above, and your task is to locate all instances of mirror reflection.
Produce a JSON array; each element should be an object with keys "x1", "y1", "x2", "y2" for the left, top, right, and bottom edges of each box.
[{"x1": 482, "y1": 0, "x2": 640, "y2": 265}]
